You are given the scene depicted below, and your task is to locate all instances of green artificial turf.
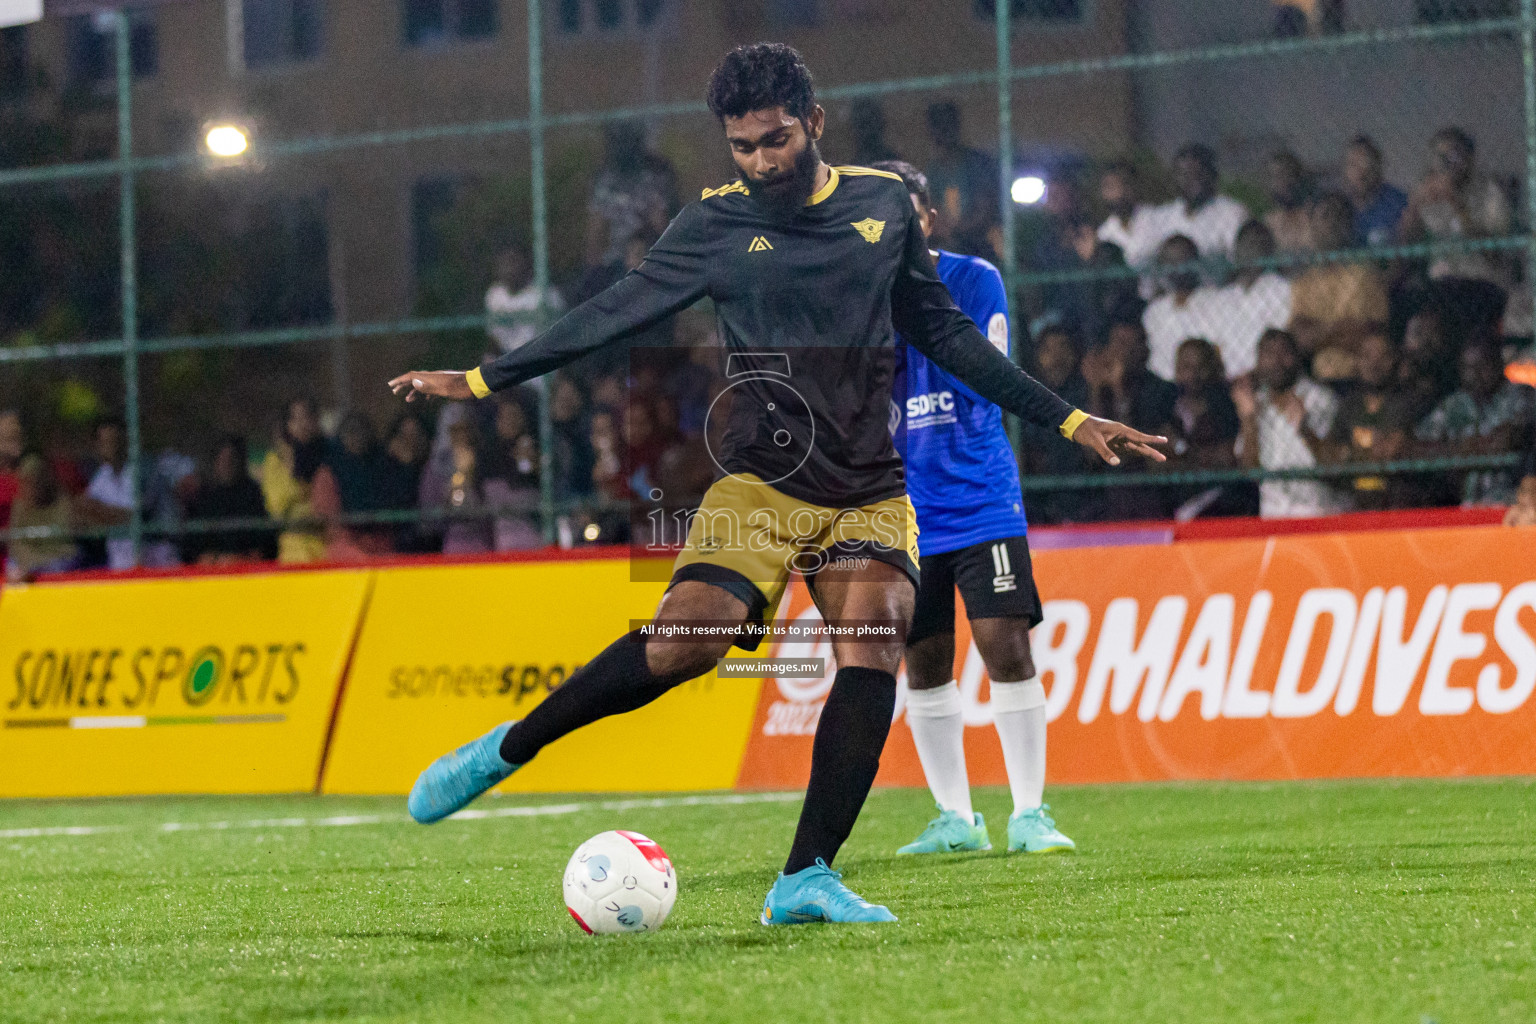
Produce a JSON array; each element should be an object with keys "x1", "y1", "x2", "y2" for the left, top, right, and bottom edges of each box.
[{"x1": 2, "y1": 778, "x2": 1533, "y2": 1023}]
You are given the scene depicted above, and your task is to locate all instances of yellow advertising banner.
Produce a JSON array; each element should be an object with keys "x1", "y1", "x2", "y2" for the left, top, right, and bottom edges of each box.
[
  {"x1": 322, "y1": 557, "x2": 763, "y2": 795},
  {"x1": 0, "y1": 570, "x2": 371, "y2": 797}
]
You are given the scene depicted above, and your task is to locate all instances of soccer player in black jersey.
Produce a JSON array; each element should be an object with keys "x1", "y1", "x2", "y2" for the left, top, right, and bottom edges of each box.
[{"x1": 390, "y1": 43, "x2": 1165, "y2": 925}]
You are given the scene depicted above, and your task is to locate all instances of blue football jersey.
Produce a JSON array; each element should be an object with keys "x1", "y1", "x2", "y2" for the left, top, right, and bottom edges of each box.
[{"x1": 894, "y1": 249, "x2": 1028, "y2": 555}]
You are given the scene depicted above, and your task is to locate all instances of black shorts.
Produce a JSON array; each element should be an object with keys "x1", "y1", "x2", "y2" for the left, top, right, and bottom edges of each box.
[{"x1": 907, "y1": 535, "x2": 1042, "y2": 645}]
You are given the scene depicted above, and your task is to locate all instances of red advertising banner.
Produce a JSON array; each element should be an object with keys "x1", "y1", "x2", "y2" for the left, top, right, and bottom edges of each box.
[{"x1": 736, "y1": 524, "x2": 1536, "y2": 788}]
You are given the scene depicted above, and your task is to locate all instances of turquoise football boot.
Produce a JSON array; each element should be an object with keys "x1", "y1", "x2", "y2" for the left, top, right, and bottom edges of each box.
[
  {"x1": 760, "y1": 859, "x2": 897, "y2": 925},
  {"x1": 407, "y1": 722, "x2": 520, "y2": 824},
  {"x1": 896, "y1": 806, "x2": 992, "y2": 855},
  {"x1": 1006, "y1": 804, "x2": 1076, "y2": 853}
]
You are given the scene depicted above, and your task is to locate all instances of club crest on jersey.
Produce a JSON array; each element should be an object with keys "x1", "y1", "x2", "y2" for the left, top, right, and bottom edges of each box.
[
  {"x1": 747, "y1": 236, "x2": 774, "y2": 252},
  {"x1": 850, "y1": 218, "x2": 885, "y2": 243}
]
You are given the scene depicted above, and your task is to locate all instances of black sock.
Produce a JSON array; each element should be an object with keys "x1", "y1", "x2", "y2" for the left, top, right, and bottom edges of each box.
[
  {"x1": 499, "y1": 630, "x2": 693, "y2": 765},
  {"x1": 783, "y1": 666, "x2": 897, "y2": 875}
]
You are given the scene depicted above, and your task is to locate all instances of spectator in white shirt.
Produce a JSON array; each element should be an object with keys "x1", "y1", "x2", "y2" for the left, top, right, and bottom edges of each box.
[
  {"x1": 1096, "y1": 161, "x2": 1163, "y2": 272},
  {"x1": 1142, "y1": 234, "x2": 1221, "y2": 381},
  {"x1": 76, "y1": 418, "x2": 135, "y2": 570},
  {"x1": 1400, "y1": 126, "x2": 1514, "y2": 291},
  {"x1": 76, "y1": 429, "x2": 187, "y2": 571},
  {"x1": 485, "y1": 244, "x2": 566, "y2": 358},
  {"x1": 1156, "y1": 143, "x2": 1250, "y2": 263},
  {"x1": 1233, "y1": 328, "x2": 1347, "y2": 519},
  {"x1": 1211, "y1": 220, "x2": 1292, "y2": 379}
]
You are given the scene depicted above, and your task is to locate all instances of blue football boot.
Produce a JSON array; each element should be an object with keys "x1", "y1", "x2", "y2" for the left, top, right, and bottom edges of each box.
[
  {"x1": 1007, "y1": 804, "x2": 1076, "y2": 854},
  {"x1": 407, "y1": 722, "x2": 520, "y2": 824},
  {"x1": 760, "y1": 859, "x2": 897, "y2": 925},
  {"x1": 897, "y1": 807, "x2": 992, "y2": 855}
]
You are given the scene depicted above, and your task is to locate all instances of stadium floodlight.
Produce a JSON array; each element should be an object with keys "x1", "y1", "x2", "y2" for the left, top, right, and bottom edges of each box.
[
  {"x1": 1010, "y1": 175, "x2": 1047, "y2": 205},
  {"x1": 0, "y1": 0, "x2": 42, "y2": 30},
  {"x1": 204, "y1": 123, "x2": 250, "y2": 159},
  {"x1": 583, "y1": 523, "x2": 601, "y2": 542}
]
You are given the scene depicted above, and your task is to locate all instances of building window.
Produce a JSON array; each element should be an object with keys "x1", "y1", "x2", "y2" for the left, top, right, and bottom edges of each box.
[
  {"x1": 557, "y1": 0, "x2": 665, "y2": 34},
  {"x1": 411, "y1": 176, "x2": 463, "y2": 286},
  {"x1": 403, "y1": 0, "x2": 497, "y2": 46},
  {"x1": 66, "y1": 11, "x2": 158, "y2": 89},
  {"x1": 0, "y1": 25, "x2": 28, "y2": 98},
  {"x1": 238, "y1": 191, "x2": 332, "y2": 328},
  {"x1": 973, "y1": 0, "x2": 1085, "y2": 23},
  {"x1": 1415, "y1": 0, "x2": 1514, "y2": 22},
  {"x1": 241, "y1": 0, "x2": 323, "y2": 70}
]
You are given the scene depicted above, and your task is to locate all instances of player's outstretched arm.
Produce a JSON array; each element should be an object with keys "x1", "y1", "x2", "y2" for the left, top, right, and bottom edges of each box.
[
  {"x1": 388, "y1": 205, "x2": 709, "y2": 402},
  {"x1": 1066, "y1": 412, "x2": 1168, "y2": 467},
  {"x1": 389, "y1": 370, "x2": 475, "y2": 402}
]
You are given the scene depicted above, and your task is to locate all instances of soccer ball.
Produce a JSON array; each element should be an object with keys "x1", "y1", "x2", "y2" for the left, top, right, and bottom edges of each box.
[{"x1": 562, "y1": 830, "x2": 677, "y2": 934}]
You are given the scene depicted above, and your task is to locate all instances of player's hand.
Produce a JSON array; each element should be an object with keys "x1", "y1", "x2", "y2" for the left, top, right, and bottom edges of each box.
[
  {"x1": 1072, "y1": 415, "x2": 1168, "y2": 467},
  {"x1": 388, "y1": 370, "x2": 475, "y2": 403}
]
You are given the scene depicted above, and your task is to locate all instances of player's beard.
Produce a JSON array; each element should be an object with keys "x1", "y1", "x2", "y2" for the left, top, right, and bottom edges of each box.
[{"x1": 745, "y1": 139, "x2": 823, "y2": 221}]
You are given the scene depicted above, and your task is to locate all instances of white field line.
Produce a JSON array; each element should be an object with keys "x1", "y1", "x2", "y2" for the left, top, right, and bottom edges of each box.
[{"x1": 0, "y1": 790, "x2": 802, "y2": 841}]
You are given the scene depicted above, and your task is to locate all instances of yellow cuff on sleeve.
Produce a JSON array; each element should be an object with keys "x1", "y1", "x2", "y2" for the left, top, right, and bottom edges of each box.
[
  {"x1": 1059, "y1": 408, "x2": 1090, "y2": 440},
  {"x1": 465, "y1": 366, "x2": 492, "y2": 399}
]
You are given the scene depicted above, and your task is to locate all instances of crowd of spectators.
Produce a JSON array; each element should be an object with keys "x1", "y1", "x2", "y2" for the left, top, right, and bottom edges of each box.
[
  {"x1": 0, "y1": 119, "x2": 710, "y2": 580},
  {"x1": 0, "y1": 351, "x2": 718, "y2": 580},
  {"x1": 1017, "y1": 124, "x2": 1534, "y2": 525},
  {"x1": 3, "y1": 112, "x2": 1535, "y2": 579}
]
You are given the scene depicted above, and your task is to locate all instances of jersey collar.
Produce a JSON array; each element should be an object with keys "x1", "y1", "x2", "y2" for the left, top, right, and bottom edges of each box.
[{"x1": 805, "y1": 165, "x2": 839, "y2": 206}]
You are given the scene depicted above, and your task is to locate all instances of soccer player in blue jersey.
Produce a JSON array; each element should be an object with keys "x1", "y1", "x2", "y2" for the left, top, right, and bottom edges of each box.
[{"x1": 876, "y1": 161, "x2": 1076, "y2": 856}]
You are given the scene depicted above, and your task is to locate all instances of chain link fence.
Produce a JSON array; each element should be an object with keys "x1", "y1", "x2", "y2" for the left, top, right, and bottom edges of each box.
[{"x1": 0, "y1": 0, "x2": 1531, "y2": 572}]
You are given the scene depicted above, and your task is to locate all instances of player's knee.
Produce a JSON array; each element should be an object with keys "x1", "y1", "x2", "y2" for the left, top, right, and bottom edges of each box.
[
  {"x1": 836, "y1": 637, "x2": 906, "y2": 676},
  {"x1": 975, "y1": 630, "x2": 1034, "y2": 681},
  {"x1": 643, "y1": 637, "x2": 727, "y2": 681},
  {"x1": 904, "y1": 635, "x2": 955, "y2": 689},
  {"x1": 857, "y1": 589, "x2": 914, "y2": 633},
  {"x1": 985, "y1": 650, "x2": 1035, "y2": 681}
]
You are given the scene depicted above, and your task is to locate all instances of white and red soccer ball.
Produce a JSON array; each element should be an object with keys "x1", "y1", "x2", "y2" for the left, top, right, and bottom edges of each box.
[{"x1": 562, "y1": 830, "x2": 677, "y2": 934}]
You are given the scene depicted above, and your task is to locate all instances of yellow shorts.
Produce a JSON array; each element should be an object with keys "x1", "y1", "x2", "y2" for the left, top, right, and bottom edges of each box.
[{"x1": 669, "y1": 474, "x2": 920, "y2": 649}]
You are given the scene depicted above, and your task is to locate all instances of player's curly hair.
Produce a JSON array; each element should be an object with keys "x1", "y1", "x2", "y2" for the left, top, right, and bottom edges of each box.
[{"x1": 706, "y1": 43, "x2": 816, "y2": 124}]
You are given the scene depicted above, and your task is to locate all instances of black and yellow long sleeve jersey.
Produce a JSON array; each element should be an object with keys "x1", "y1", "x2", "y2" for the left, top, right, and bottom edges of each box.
[{"x1": 469, "y1": 165, "x2": 1078, "y2": 509}]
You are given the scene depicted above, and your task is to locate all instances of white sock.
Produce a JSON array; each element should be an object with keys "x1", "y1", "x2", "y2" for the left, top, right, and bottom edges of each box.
[
  {"x1": 991, "y1": 678, "x2": 1047, "y2": 815},
  {"x1": 904, "y1": 681, "x2": 972, "y2": 820}
]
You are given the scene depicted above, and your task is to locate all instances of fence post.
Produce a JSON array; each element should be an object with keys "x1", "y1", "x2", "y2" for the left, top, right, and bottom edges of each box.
[
  {"x1": 527, "y1": 0, "x2": 555, "y2": 544},
  {"x1": 1522, "y1": 0, "x2": 1536, "y2": 338},
  {"x1": 996, "y1": 0, "x2": 1020, "y2": 455},
  {"x1": 116, "y1": 9, "x2": 142, "y2": 565}
]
